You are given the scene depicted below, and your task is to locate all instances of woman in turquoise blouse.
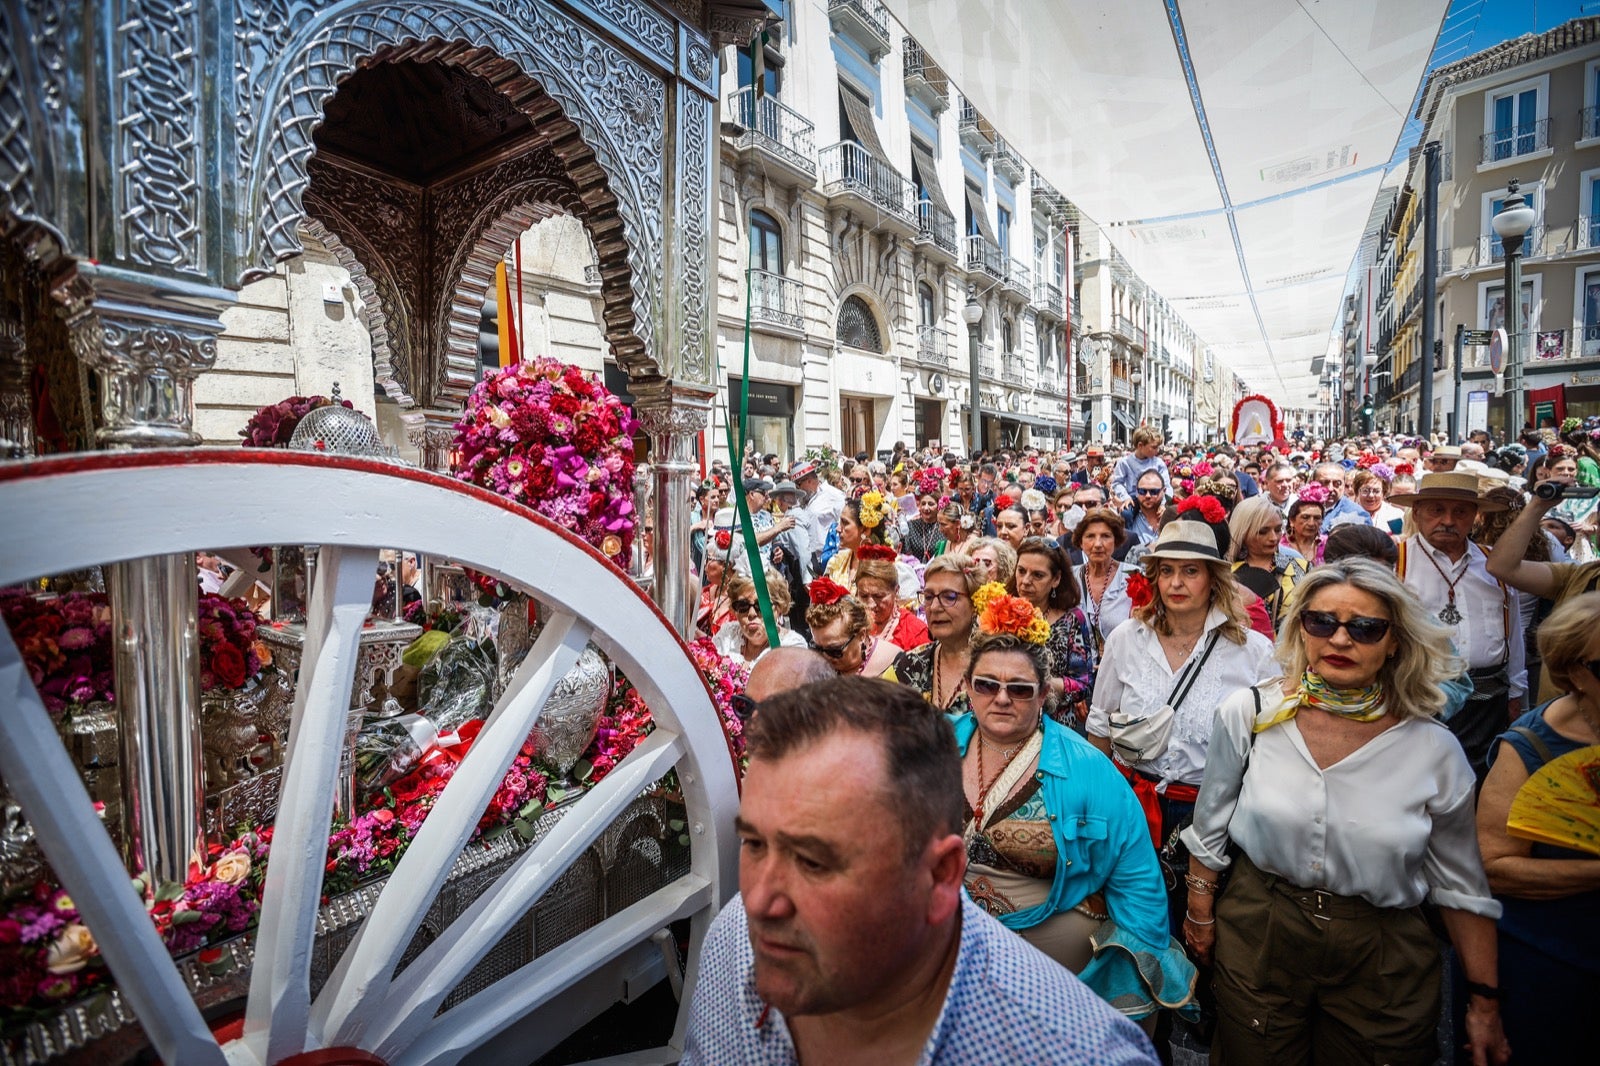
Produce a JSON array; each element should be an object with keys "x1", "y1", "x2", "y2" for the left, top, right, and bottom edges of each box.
[{"x1": 950, "y1": 620, "x2": 1197, "y2": 1027}]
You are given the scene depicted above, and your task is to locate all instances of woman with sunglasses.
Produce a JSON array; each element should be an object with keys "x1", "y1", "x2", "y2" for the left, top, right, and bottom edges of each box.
[
  {"x1": 855, "y1": 549, "x2": 930, "y2": 650},
  {"x1": 1183, "y1": 559, "x2": 1508, "y2": 1066},
  {"x1": 804, "y1": 576, "x2": 901, "y2": 677},
  {"x1": 1475, "y1": 591, "x2": 1600, "y2": 1062},
  {"x1": 710, "y1": 571, "x2": 808, "y2": 666},
  {"x1": 1013, "y1": 537, "x2": 1096, "y2": 725},
  {"x1": 884, "y1": 554, "x2": 981, "y2": 715},
  {"x1": 953, "y1": 594, "x2": 1196, "y2": 1028}
]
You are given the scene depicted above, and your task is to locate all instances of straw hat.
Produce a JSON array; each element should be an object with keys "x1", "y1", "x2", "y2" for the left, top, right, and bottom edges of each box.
[
  {"x1": 1429, "y1": 444, "x2": 1463, "y2": 460},
  {"x1": 1387, "y1": 471, "x2": 1506, "y2": 512},
  {"x1": 1143, "y1": 519, "x2": 1223, "y2": 562}
]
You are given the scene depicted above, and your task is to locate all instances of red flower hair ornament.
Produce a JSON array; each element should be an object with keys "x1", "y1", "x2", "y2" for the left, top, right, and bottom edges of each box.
[
  {"x1": 994, "y1": 494, "x2": 1015, "y2": 511},
  {"x1": 807, "y1": 577, "x2": 851, "y2": 606},
  {"x1": 856, "y1": 544, "x2": 898, "y2": 562},
  {"x1": 1126, "y1": 572, "x2": 1154, "y2": 609},
  {"x1": 714, "y1": 530, "x2": 732, "y2": 551},
  {"x1": 1176, "y1": 495, "x2": 1226, "y2": 523}
]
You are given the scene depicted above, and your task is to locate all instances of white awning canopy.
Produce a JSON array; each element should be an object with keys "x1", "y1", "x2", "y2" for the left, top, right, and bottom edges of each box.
[{"x1": 885, "y1": 0, "x2": 1448, "y2": 408}]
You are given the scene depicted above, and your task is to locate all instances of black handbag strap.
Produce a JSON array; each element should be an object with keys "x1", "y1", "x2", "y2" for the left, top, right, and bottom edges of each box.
[{"x1": 1165, "y1": 630, "x2": 1221, "y2": 712}]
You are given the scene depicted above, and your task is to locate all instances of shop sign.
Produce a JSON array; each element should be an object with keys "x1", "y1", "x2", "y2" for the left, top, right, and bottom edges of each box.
[{"x1": 727, "y1": 377, "x2": 795, "y2": 416}]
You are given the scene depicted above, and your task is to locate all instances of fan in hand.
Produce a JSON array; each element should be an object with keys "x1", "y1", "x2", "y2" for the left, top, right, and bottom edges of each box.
[{"x1": 1506, "y1": 745, "x2": 1600, "y2": 857}]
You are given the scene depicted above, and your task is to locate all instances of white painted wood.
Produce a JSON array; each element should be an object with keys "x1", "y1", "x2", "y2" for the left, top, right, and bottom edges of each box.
[
  {"x1": 0, "y1": 622, "x2": 229, "y2": 1066},
  {"x1": 393, "y1": 874, "x2": 714, "y2": 1066},
  {"x1": 369, "y1": 728, "x2": 687, "y2": 1056},
  {"x1": 242, "y1": 546, "x2": 381, "y2": 1063},
  {"x1": 310, "y1": 610, "x2": 590, "y2": 1047},
  {"x1": 0, "y1": 454, "x2": 739, "y2": 1064}
]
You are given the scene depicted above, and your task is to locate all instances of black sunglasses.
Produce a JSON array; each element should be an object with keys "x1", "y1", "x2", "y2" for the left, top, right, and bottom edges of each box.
[
  {"x1": 731, "y1": 598, "x2": 760, "y2": 616},
  {"x1": 730, "y1": 693, "x2": 758, "y2": 721},
  {"x1": 1300, "y1": 611, "x2": 1392, "y2": 645},
  {"x1": 970, "y1": 676, "x2": 1040, "y2": 700},
  {"x1": 1136, "y1": 487, "x2": 1163, "y2": 496},
  {"x1": 814, "y1": 638, "x2": 859, "y2": 660}
]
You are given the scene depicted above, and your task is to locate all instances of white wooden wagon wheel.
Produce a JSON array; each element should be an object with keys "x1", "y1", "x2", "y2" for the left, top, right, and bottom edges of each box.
[{"x1": 0, "y1": 450, "x2": 740, "y2": 1066}]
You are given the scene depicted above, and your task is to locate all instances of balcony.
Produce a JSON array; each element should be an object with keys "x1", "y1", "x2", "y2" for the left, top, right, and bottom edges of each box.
[
  {"x1": 902, "y1": 39, "x2": 949, "y2": 114},
  {"x1": 1111, "y1": 377, "x2": 1132, "y2": 399},
  {"x1": 1112, "y1": 313, "x2": 1147, "y2": 351},
  {"x1": 1581, "y1": 106, "x2": 1600, "y2": 142},
  {"x1": 1436, "y1": 246, "x2": 1452, "y2": 275},
  {"x1": 1002, "y1": 353, "x2": 1028, "y2": 385},
  {"x1": 1579, "y1": 215, "x2": 1600, "y2": 250},
  {"x1": 1399, "y1": 359, "x2": 1421, "y2": 393},
  {"x1": 828, "y1": 0, "x2": 891, "y2": 62},
  {"x1": 958, "y1": 96, "x2": 995, "y2": 153},
  {"x1": 916, "y1": 324, "x2": 952, "y2": 367},
  {"x1": 1479, "y1": 118, "x2": 1551, "y2": 165},
  {"x1": 1034, "y1": 281, "x2": 1064, "y2": 318},
  {"x1": 726, "y1": 89, "x2": 817, "y2": 189},
  {"x1": 1477, "y1": 224, "x2": 1546, "y2": 264},
  {"x1": 819, "y1": 142, "x2": 917, "y2": 235},
  {"x1": 1031, "y1": 172, "x2": 1067, "y2": 218},
  {"x1": 1003, "y1": 258, "x2": 1032, "y2": 298},
  {"x1": 979, "y1": 344, "x2": 999, "y2": 380},
  {"x1": 962, "y1": 233, "x2": 1005, "y2": 280},
  {"x1": 748, "y1": 268, "x2": 804, "y2": 332},
  {"x1": 989, "y1": 136, "x2": 1026, "y2": 185},
  {"x1": 914, "y1": 199, "x2": 958, "y2": 259}
]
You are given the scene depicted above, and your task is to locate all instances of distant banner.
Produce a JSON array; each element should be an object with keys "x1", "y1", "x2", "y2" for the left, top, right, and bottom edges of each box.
[{"x1": 1537, "y1": 330, "x2": 1566, "y2": 360}]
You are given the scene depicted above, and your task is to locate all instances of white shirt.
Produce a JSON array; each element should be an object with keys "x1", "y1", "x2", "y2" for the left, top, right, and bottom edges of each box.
[
  {"x1": 1399, "y1": 535, "x2": 1526, "y2": 697},
  {"x1": 1087, "y1": 608, "x2": 1277, "y2": 787},
  {"x1": 712, "y1": 620, "x2": 808, "y2": 664},
  {"x1": 1182, "y1": 685, "x2": 1501, "y2": 917},
  {"x1": 804, "y1": 481, "x2": 847, "y2": 552},
  {"x1": 1075, "y1": 562, "x2": 1138, "y2": 641}
]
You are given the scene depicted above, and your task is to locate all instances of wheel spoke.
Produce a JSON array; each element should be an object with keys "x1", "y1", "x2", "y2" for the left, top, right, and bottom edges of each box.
[
  {"x1": 241, "y1": 546, "x2": 381, "y2": 1062},
  {"x1": 0, "y1": 620, "x2": 228, "y2": 1066},
  {"x1": 368, "y1": 728, "x2": 687, "y2": 1056},
  {"x1": 311, "y1": 610, "x2": 592, "y2": 1047},
  {"x1": 392, "y1": 874, "x2": 714, "y2": 1066}
]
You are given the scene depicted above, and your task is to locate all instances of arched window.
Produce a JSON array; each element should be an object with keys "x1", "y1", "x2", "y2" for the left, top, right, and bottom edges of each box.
[
  {"x1": 918, "y1": 282, "x2": 936, "y2": 328},
  {"x1": 750, "y1": 209, "x2": 784, "y2": 274},
  {"x1": 836, "y1": 295, "x2": 883, "y2": 352},
  {"x1": 1001, "y1": 317, "x2": 1015, "y2": 355}
]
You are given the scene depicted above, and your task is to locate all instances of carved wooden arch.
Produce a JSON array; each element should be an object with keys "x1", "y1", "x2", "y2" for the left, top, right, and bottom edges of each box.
[
  {"x1": 242, "y1": 1, "x2": 667, "y2": 380},
  {"x1": 297, "y1": 217, "x2": 415, "y2": 407},
  {"x1": 435, "y1": 182, "x2": 591, "y2": 409}
]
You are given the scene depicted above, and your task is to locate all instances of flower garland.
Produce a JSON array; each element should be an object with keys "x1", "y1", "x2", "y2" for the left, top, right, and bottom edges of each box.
[
  {"x1": 239, "y1": 394, "x2": 351, "y2": 448},
  {"x1": 451, "y1": 358, "x2": 640, "y2": 562},
  {"x1": 0, "y1": 591, "x2": 113, "y2": 719}
]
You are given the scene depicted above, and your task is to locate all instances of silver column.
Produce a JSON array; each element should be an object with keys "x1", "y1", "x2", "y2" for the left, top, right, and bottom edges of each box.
[
  {"x1": 634, "y1": 387, "x2": 711, "y2": 638},
  {"x1": 60, "y1": 265, "x2": 230, "y2": 884}
]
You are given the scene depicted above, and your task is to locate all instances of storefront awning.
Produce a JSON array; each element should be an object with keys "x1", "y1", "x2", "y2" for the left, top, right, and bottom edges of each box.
[{"x1": 1112, "y1": 409, "x2": 1137, "y2": 430}]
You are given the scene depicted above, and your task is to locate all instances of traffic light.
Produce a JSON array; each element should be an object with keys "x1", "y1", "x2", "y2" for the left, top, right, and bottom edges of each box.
[{"x1": 1360, "y1": 395, "x2": 1375, "y2": 419}]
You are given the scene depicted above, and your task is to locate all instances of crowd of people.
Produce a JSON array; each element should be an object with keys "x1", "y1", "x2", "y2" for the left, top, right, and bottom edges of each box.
[{"x1": 679, "y1": 422, "x2": 1600, "y2": 1065}]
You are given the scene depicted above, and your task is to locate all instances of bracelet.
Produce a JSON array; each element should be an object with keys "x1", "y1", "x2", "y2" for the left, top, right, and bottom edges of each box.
[
  {"x1": 1464, "y1": 981, "x2": 1501, "y2": 1001},
  {"x1": 1184, "y1": 910, "x2": 1215, "y2": 926},
  {"x1": 1184, "y1": 874, "x2": 1218, "y2": 894}
]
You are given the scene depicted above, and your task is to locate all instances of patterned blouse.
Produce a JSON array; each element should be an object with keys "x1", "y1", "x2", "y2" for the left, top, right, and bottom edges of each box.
[
  {"x1": 903, "y1": 517, "x2": 942, "y2": 562},
  {"x1": 885, "y1": 641, "x2": 972, "y2": 717},
  {"x1": 1046, "y1": 607, "x2": 1098, "y2": 722}
]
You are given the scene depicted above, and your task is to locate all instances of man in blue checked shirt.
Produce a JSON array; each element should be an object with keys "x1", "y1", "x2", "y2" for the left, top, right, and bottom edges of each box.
[{"x1": 683, "y1": 677, "x2": 1155, "y2": 1065}]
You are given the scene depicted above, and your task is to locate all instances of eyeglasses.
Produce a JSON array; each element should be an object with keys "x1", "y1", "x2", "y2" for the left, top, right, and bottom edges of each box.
[
  {"x1": 730, "y1": 693, "x2": 758, "y2": 721},
  {"x1": 920, "y1": 589, "x2": 966, "y2": 608},
  {"x1": 970, "y1": 676, "x2": 1040, "y2": 700},
  {"x1": 850, "y1": 476, "x2": 869, "y2": 484},
  {"x1": 1136, "y1": 487, "x2": 1163, "y2": 496},
  {"x1": 1299, "y1": 611, "x2": 1392, "y2": 645},
  {"x1": 814, "y1": 637, "x2": 860, "y2": 659},
  {"x1": 731, "y1": 598, "x2": 760, "y2": 616}
]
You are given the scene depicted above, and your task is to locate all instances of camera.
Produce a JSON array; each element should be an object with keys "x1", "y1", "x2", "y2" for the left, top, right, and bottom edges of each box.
[{"x1": 1534, "y1": 481, "x2": 1600, "y2": 501}]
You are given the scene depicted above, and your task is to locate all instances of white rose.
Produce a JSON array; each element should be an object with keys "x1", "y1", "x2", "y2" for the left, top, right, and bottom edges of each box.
[
  {"x1": 212, "y1": 850, "x2": 252, "y2": 885},
  {"x1": 45, "y1": 923, "x2": 97, "y2": 974}
]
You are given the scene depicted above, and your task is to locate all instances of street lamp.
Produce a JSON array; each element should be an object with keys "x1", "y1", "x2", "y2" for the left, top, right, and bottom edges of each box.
[
  {"x1": 1492, "y1": 179, "x2": 1536, "y2": 437},
  {"x1": 963, "y1": 286, "x2": 984, "y2": 455}
]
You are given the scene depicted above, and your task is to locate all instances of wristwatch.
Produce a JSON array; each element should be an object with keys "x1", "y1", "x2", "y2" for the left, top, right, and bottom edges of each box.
[{"x1": 1464, "y1": 980, "x2": 1501, "y2": 1001}]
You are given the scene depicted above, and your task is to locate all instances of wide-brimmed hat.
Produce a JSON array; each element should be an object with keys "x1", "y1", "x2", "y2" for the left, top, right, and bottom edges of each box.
[
  {"x1": 769, "y1": 479, "x2": 803, "y2": 500},
  {"x1": 1388, "y1": 471, "x2": 1506, "y2": 512},
  {"x1": 1144, "y1": 519, "x2": 1223, "y2": 562},
  {"x1": 1428, "y1": 445, "x2": 1463, "y2": 460},
  {"x1": 789, "y1": 460, "x2": 820, "y2": 482}
]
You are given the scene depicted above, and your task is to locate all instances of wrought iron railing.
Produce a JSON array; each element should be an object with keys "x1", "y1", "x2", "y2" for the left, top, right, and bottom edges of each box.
[
  {"x1": 1478, "y1": 224, "x2": 1545, "y2": 263},
  {"x1": 1113, "y1": 313, "x2": 1146, "y2": 349},
  {"x1": 915, "y1": 199, "x2": 957, "y2": 254},
  {"x1": 1004, "y1": 259, "x2": 1032, "y2": 294},
  {"x1": 917, "y1": 324, "x2": 951, "y2": 367},
  {"x1": 728, "y1": 88, "x2": 817, "y2": 176},
  {"x1": 963, "y1": 234, "x2": 1004, "y2": 278},
  {"x1": 1479, "y1": 118, "x2": 1550, "y2": 164},
  {"x1": 1002, "y1": 354, "x2": 1028, "y2": 385},
  {"x1": 1579, "y1": 215, "x2": 1600, "y2": 250},
  {"x1": 1582, "y1": 106, "x2": 1600, "y2": 141},
  {"x1": 979, "y1": 344, "x2": 999, "y2": 379},
  {"x1": 828, "y1": 0, "x2": 891, "y2": 49},
  {"x1": 819, "y1": 142, "x2": 916, "y2": 222},
  {"x1": 1035, "y1": 281, "x2": 1063, "y2": 316},
  {"x1": 991, "y1": 136, "x2": 1026, "y2": 181},
  {"x1": 1111, "y1": 377, "x2": 1132, "y2": 399},
  {"x1": 748, "y1": 269, "x2": 804, "y2": 331}
]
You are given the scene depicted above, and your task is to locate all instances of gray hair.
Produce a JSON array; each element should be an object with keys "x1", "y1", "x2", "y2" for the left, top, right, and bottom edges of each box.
[{"x1": 1275, "y1": 558, "x2": 1462, "y2": 720}]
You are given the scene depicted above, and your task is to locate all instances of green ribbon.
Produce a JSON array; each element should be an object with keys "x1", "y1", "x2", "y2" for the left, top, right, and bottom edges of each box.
[{"x1": 719, "y1": 262, "x2": 781, "y2": 650}]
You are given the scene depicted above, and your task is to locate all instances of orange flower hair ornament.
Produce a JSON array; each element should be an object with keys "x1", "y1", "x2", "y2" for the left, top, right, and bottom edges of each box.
[
  {"x1": 977, "y1": 590, "x2": 1050, "y2": 645},
  {"x1": 807, "y1": 577, "x2": 850, "y2": 606}
]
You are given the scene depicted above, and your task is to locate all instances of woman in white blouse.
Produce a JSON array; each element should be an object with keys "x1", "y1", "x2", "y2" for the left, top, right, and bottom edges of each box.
[
  {"x1": 1182, "y1": 558, "x2": 1509, "y2": 1065},
  {"x1": 1086, "y1": 518, "x2": 1276, "y2": 862}
]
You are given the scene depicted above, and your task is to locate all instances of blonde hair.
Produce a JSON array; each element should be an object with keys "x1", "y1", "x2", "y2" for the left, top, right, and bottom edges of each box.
[
  {"x1": 924, "y1": 552, "x2": 983, "y2": 595},
  {"x1": 726, "y1": 571, "x2": 793, "y2": 617},
  {"x1": 1134, "y1": 556, "x2": 1251, "y2": 644},
  {"x1": 970, "y1": 537, "x2": 1017, "y2": 587},
  {"x1": 806, "y1": 594, "x2": 870, "y2": 637},
  {"x1": 1132, "y1": 426, "x2": 1163, "y2": 448},
  {"x1": 1276, "y1": 558, "x2": 1462, "y2": 720},
  {"x1": 1226, "y1": 494, "x2": 1284, "y2": 563},
  {"x1": 1537, "y1": 591, "x2": 1600, "y2": 695}
]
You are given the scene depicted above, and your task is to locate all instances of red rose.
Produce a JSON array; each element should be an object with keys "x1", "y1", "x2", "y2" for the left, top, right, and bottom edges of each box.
[
  {"x1": 550, "y1": 393, "x2": 581, "y2": 417},
  {"x1": 588, "y1": 491, "x2": 607, "y2": 515},
  {"x1": 209, "y1": 642, "x2": 248, "y2": 689},
  {"x1": 1126, "y1": 572, "x2": 1154, "y2": 609},
  {"x1": 715, "y1": 530, "x2": 732, "y2": 551},
  {"x1": 574, "y1": 420, "x2": 607, "y2": 454}
]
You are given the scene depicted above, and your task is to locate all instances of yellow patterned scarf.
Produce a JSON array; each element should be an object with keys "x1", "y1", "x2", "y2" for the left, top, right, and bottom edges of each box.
[{"x1": 1252, "y1": 671, "x2": 1387, "y2": 733}]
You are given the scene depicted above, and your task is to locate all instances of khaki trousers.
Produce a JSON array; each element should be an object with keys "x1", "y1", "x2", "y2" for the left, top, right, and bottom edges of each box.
[{"x1": 1212, "y1": 854, "x2": 1441, "y2": 1066}]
